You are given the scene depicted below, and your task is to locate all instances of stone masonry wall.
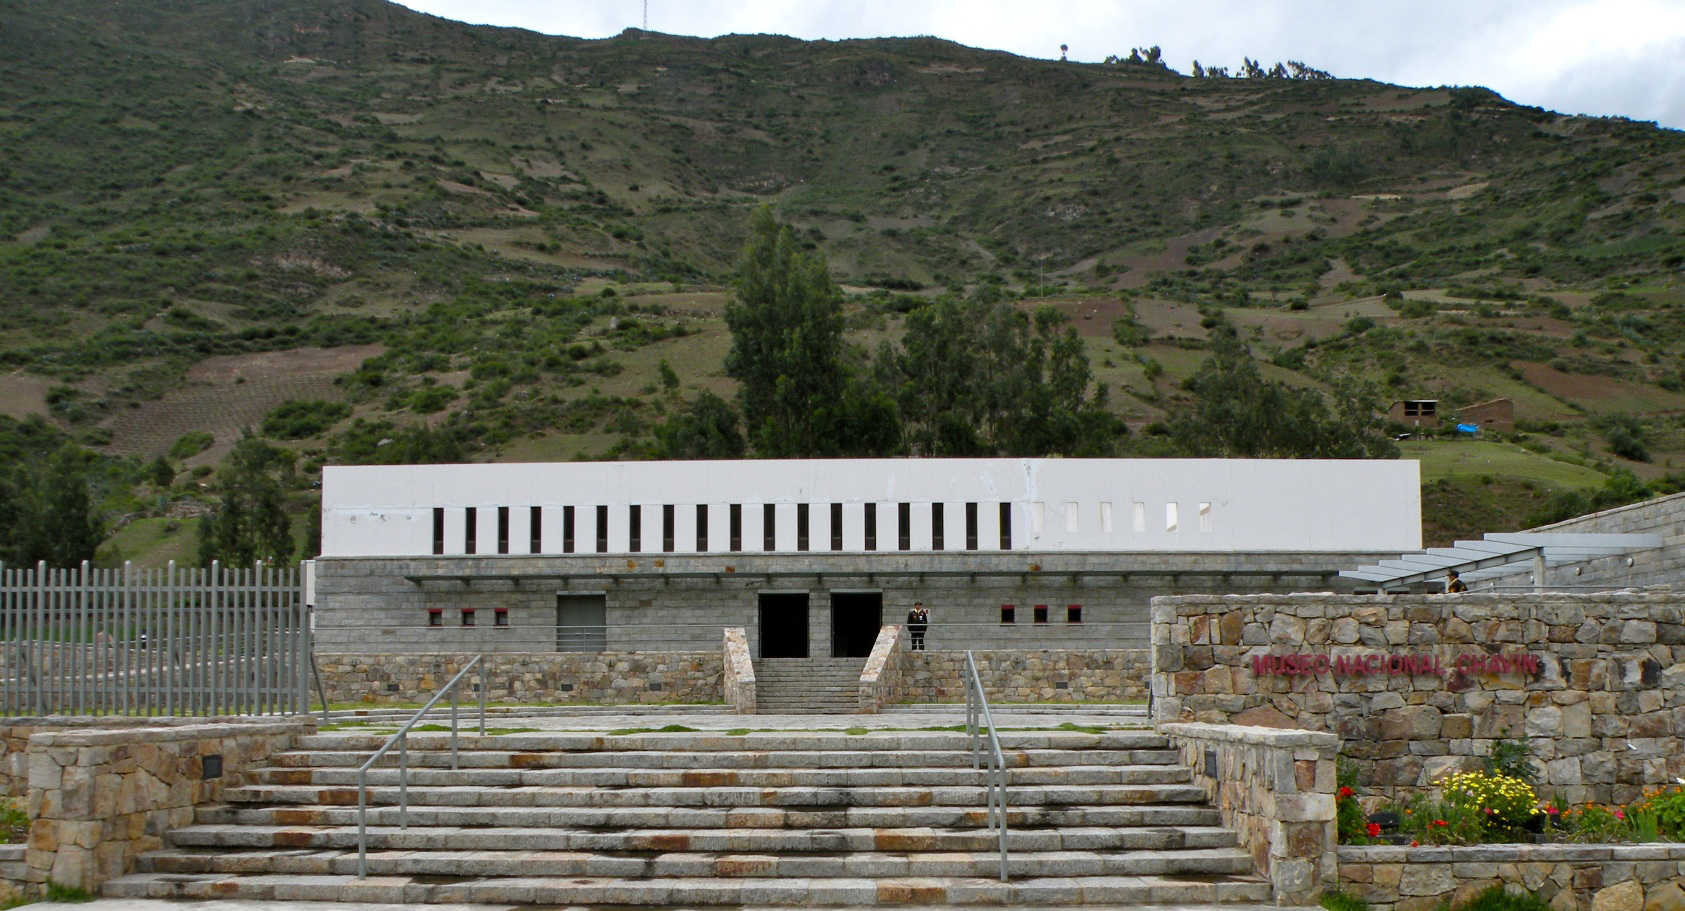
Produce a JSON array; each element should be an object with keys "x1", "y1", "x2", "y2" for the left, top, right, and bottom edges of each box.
[
  {"x1": 312, "y1": 550, "x2": 1381, "y2": 655},
  {"x1": 1151, "y1": 592, "x2": 1685, "y2": 805},
  {"x1": 904, "y1": 649, "x2": 1150, "y2": 704},
  {"x1": 18, "y1": 718, "x2": 309, "y2": 895},
  {"x1": 1161, "y1": 722, "x2": 1339, "y2": 906},
  {"x1": 314, "y1": 652, "x2": 723, "y2": 705},
  {"x1": 1338, "y1": 843, "x2": 1685, "y2": 911}
]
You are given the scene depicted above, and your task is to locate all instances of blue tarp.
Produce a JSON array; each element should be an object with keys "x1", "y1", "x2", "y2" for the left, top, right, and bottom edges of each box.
[{"x1": 1456, "y1": 423, "x2": 1481, "y2": 434}]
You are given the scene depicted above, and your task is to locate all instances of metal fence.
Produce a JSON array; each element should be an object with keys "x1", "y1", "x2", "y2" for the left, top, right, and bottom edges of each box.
[{"x1": 1, "y1": 561, "x2": 309, "y2": 717}]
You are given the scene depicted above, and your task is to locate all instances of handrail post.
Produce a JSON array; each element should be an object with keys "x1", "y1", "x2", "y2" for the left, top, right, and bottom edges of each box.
[{"x1": 965, "y1": 650, "x2": 1009, "y2": 882}]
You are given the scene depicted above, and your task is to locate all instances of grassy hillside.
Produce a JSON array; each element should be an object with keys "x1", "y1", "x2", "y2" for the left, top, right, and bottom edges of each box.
[{"x1": 2, "y1": 0, "x2": 1684, "y2": 563}]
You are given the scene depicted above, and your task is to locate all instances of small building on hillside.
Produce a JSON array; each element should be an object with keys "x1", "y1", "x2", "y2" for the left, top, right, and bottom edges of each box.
[
  {"x1": 1456, "y1": 398, "x2": 1515, "y2": 433},
  {"x1": 312, "y1": 458, "x2": 1422, "y2": 658},
  {"x1": 1387, "y1": 399, "x2": 1439, "y2": 428}
]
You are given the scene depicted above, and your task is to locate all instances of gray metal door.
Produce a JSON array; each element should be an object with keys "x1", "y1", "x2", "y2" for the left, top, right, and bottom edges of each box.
[{"x1": 556, "y1": 594, "x2": 607, "y2": 652}]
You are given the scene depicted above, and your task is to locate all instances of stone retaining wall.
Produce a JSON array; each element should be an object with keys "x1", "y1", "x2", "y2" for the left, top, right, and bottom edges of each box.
[
  {"x1": 860, "y1": 625, "x2": 905, "y2": 712},
  {"x1": 314, "y1": 652, "x2": 724, "y2": 705},
  {"x1": 1152, "y1": 591, "x2": 1685, "y2": 804},
  {"x1": 15, "y1": 718, "x2": 309, "y2": 895},
  {"x1": 1160, "y1": 721, "x2": 1339, "y2": 906},
  {"x1": 1338, "y1": 843, "x2": 1685, "y2": 911},
  {"x1": 905, "y1": 649, "x2": 1149, "y2": 704}
]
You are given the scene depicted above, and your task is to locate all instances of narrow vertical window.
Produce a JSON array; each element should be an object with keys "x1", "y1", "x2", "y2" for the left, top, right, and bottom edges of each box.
[
  {"x1": 461, "y1": 608, "x2": 476, "y2": 627},
  {"x1": 595, "y1": 505, "x2": 609, "y2": 553},
  {"x1": 1033, "y1": 604, "x2": 1049, "y2": 624},
  {"x1": 1000, "y1": 605, "x2": 1016, "y2": 625},
  {"x1": 999, "y1": 503, "x2": 1012, "y2": 550},
  {"x1": 1067, "y1": 604, "x2": 1083, "y2": 624},
  {"x1": 663, "y1": 504, "x2": 675, "y2": 553},
  {"x1": 830, "y1": 503, "x2": 843, "y2": 551},
  {"x1": 931, "y1": 503, "x2": 945, "y2": 550},
  {"x1": 1166, "y1": 502, "x2": 1179, "y2": 533},
  {"x1": 1132, "y1": 501, "x2": 1146, "y2": 533},
  {"x1": 432, "y1": 508, "x2": 445, "y2": 555},
  {"x1": 898, "y1": 502, "x2": 911, "y2": 551},
  {"x1": 497, "y1": 506, "x2": 510, "y2": 555},
  {"x1": 965, "y1": 503, "x2": 978, "y2": 550},
  {"x1": 1199, "y1": 502, "x2": 1212, "y2": 533},
  {"x1": 696, "y1": 504, "x2": 709, "y2": 551},
  {"x1": 530, "y1": 506, "x2": 542, "y2": 553},
  {"x1": 563, "y1": 505, "x2": 575, "y2": 553},
  {"x1": 494, "y1": 608, "x2": 509, "y2": 627},
  {"x1": 796, "y1": 503, "x2": 810, "y2": 551},
  {"x1": 1065, "y1": 501, "x2": 1079, "y2": 532},
  {"x1": 730, "y1": 504, "x2": 742, "y2": 552},
  {"x1": 1100, "y1": 502, "x2": 1113, "y2": 533},
  {"x1": 1031, "y1": 502, "x2": 1045, "y2": 534},
  {"x1": 629, "y1": 504, "x2": 642, "y2": 552},
  {"x1": 864, "y1": 503, "x2": 877, "y2": 551},
  {"x1": 464, "y1": 507, "x2": 477, "y2": 554},
  {"x1": 763, "y1": 503, "x2": 776, "y2": 551},
  {"x1": 427, "y1": 608, "x2": 443, "y2": 627}
]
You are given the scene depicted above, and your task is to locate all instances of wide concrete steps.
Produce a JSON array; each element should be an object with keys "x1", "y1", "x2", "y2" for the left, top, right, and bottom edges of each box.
[
  {"x1": 199, "y1": 802, "x2": 1226, "y2": 830},
  {"x1": 162, "y1": 823, "x2": 1239, "y2": 854},
  {"x1": 105, "y1": 872, "x2": 1273, "y2": 905},
  {"x1": 253, "y1": 763, "x2": 1190, "y2": 788},
  {"x1": 110, "y1": 728, "x2": 1268, "y2": 907},
  {"x1": 224, "y1": 781, "x2": 1212, "y2": 808}
]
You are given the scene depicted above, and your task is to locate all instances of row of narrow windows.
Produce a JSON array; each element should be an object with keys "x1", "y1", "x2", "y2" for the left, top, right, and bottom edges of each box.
[
  {"x1": 430, "y1": 503, "x2": 1014, "y2": 556},
  {"x1": 421, "y1": 604, "x2": 1083, "y2": 627},
  {"x1": 426, "y1": 500, "x2": 1216, "y2": 556}
]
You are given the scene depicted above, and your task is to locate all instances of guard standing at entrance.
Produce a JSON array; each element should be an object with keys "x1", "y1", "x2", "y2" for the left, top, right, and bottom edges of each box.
[{"x1": 907, "y1": 601, "x2": 929, "y2": 651}]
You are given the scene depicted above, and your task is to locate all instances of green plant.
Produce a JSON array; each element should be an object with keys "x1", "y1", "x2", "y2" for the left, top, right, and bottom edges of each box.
[
  {"x1": 45, "y1": 879, "x2": 95, "y2": 902},
  {"x1": 1397, "y1": 792, "x2": 1488, "y2": 845},
  {"x1": 1320, "y1": 890, "x2": 1370, "y2": 911},
  {"x1": 0, "y1": 800, "x2": 27, "y2": 845},
  {"x1": 1629, "y1": 784, "x2": 1685, "y2": 839},
  {"x1": 1446, "y1": 884, "x2": 1553, "y2": 911},
  {"x1": 1559, "y1": 803, "x2": 1629, "y2": 843},
  {"x1": 1439, "y1": 771, "x2": 1540, "y2": 835},
  {"x1": 1484, "y1": 729, "x2": 1537, "y2": 784}
]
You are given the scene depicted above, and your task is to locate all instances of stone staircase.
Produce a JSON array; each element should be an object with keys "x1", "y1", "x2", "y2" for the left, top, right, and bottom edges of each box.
[
  {"x1": 755, "y1": 657, "x2": 865, "y2": 713},
  {"x1": 105, "y1": 728, "x2": 1271, "y2": 907}
]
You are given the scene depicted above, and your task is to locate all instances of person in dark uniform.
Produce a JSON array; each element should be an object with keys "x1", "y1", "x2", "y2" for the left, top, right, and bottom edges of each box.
[
  {"x1": 1445, "y1": 570, "x2": 1468, "y2": 593},
  {"x1": 906, "y1": 600, "x2": 929, "y2": 651}
]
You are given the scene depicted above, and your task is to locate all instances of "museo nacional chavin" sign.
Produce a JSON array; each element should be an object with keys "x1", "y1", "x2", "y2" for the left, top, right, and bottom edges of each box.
[{"x1": 1249, "y1": 651, "x2": 1542, "y2": 678}]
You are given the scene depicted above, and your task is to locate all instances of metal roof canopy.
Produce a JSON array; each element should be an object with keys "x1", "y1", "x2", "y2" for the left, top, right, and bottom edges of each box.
[{"x1": 1339, "y1": 532, "x2": 1663, "y2": 590}]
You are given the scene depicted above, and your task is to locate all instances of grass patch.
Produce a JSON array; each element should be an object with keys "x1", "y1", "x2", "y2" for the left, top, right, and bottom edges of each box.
[
  {"x1": 1320, "y1": 890, "x2": 1370, "y2": 911},
  {"x1": 1057, "y1": 721, "x2": 1106, "y2": 734},
  {"x1": 45, "y1": 880, "x2": 94, "y2": 903},
  {"x1": 1400, "y1": 439, "x2": 1608, "y2": 488},
  {"x1": 0, "y1": 800, "x2": 27, "y2": 845},
  {"x1": 844, "y1": 727, "x2": 869, "y2": 735},
  {"x1": 726, "y1": 728, "x2": 751, "y2": 736}
]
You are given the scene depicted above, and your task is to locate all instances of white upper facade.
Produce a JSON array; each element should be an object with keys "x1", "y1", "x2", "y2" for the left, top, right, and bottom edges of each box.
[{"x1": 321, "y1": 458, "x2": 1421, "y2": 557}]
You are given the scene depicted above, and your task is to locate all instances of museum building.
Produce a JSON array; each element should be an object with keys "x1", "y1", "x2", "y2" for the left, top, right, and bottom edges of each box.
[{"x1": 311, "y1": 458, "x2": 1421, "y2": 657}]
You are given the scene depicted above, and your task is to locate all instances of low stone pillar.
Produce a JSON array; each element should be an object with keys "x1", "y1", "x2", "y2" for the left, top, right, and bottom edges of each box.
[
  {"x1": 1161, "y1": 721, "x2": 1339, "y2": 906},
  {"x1": 722, "y1": 628, "x2": 755, "y2": 715},
  {"x1": 23, "y1": 717, "x2": 311, "y2": 895},
  {"x1": 859, "y1": 624, "x2": 905, "y2": 713}
]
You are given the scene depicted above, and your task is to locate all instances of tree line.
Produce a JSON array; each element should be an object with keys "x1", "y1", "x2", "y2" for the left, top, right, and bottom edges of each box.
[{"x1": 653, "y1": 208, "x2": 1392, "y2": 462}]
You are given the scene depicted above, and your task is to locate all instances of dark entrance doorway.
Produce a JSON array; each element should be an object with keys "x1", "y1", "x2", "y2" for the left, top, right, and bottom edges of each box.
[
  {"x1": 757, "y1": 592, "x2": 809, "y2": 658},
  {"x1": 830, "y1": 592, "x2": 883, "y2": 658},
  {"x1": 556, "y1": 594, "x2": 607, "y2": 652}
]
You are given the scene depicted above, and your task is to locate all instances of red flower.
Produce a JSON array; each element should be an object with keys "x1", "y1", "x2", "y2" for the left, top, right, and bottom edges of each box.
[
  {"x1": 1366, "y1": 822, "x2": 1381, "y2": 837},
  {"x1": 1410, "y1": 840, "x2": 1420, "y2": 847},
  {"x1": 1615, "y1": 809, "x2": 1625, "y2": 820},
  {"x1": 1433, "y1": 819, "x2": 1448, "y2": 827},
  {"x1": 1339, "y1": 786, "x2": 1354, "y2": 799}
]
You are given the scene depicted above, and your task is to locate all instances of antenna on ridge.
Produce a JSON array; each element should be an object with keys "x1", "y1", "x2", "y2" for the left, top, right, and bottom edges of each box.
[{"x1": 643, "y1": 0, "x2": 648, "y2": 31}]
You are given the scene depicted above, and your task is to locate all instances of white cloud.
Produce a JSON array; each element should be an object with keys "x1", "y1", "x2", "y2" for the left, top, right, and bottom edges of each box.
[{"x1": 393, "y1": 0, "x2": 1685, "y2": 129}]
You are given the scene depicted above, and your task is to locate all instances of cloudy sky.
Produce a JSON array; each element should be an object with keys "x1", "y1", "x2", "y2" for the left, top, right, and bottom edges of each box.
[{"x1": 392, "y1": 0, "x2": 1685, "y2": 132}]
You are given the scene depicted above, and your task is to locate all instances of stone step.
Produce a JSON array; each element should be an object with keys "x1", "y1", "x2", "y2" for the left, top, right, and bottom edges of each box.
[
  {"x1": 164, "y1": 823, "x2": 1239, "y2": 854},
  {"x1": 270, "y1": 746, "x2": 1180, "y2": 769},
  {"x1": 103, "y1": 871, "x2": 1274, "y2": 905},
  {"x1": 253, "y1": 764, "x2": 1191, "y2": 789},
  {"x1": 223, "y1": 781, "x2": 1213, "y2": 809},
  {"x1": 286, "y1": 730, "x2": 1173, "y2": 752},
  {"x1": 199, "y1": 801, "x2": 1227, "y2": 831},
  {"x1": 139, "y1": 845, "x2": 1257, "y2": 879}
]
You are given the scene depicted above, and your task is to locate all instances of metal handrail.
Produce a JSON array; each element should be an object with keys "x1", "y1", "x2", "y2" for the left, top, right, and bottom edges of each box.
[
  {"x1": 964, "y1": 650, "x2": 1009, "y2": 881},
  {"x1": 355, "y1": 655, "x2": 486, "y2": 878}
]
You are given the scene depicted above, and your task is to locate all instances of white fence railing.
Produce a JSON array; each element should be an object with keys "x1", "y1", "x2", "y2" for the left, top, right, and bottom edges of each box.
[{"x1": 0, "y1": 561, "x2": 310, "y2": 717}]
